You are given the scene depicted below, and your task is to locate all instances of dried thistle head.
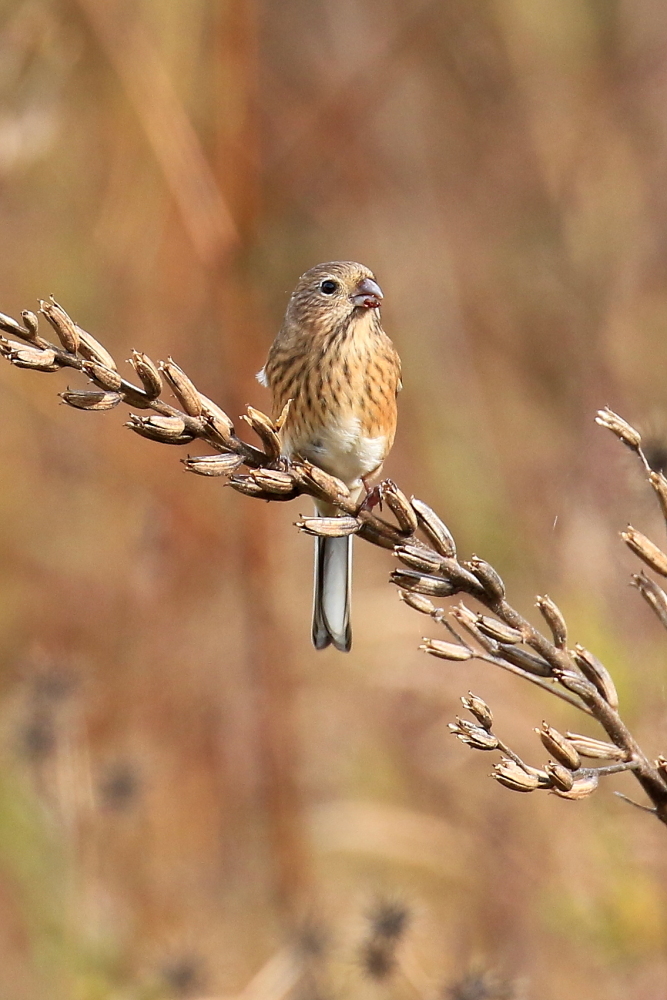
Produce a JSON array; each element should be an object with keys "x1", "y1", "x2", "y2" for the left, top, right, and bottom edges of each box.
[{"x1": 366, "y1": 897, "x2": 411, "y2": 942}]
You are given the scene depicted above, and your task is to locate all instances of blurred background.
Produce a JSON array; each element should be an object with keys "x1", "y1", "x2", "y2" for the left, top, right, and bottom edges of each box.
[{"x1": 1, "y1": 0, "x2": 667, "y2": 996}]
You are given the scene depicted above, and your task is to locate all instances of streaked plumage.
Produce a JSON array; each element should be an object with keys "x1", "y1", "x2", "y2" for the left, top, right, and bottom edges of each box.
[{"x1": 259, "y1": 261, "x2": 401, "y2": 651}]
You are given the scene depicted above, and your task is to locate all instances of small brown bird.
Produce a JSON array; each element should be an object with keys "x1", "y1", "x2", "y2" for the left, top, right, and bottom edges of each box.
[{"x1": 258, "y1": 261, "x2": 402, "y2": 652}]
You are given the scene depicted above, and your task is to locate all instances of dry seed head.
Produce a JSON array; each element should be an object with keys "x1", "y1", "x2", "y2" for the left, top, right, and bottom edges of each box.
[
  {"x1": 572, "y1": 644, "x2": 619, "y2": 709},
  {"x1": 595, "y1": 407, "x2": 642, "y2": 450},
  {"x1": 4, "y1": 344, "x2": 59, "y2": 370},
  {"x1": 461, "y1": 693, "x2": 493, "y2": 730},
  {"x1": 475, "y1": 615, "x2": 523, "y2": 644},
  {"x1": 410, "y1": 497, "x2": 456, "y2": 557},
  {"x1": 421, "y1": 638, "x2": 473, "y2": 661},
  {"x1": 492, "y1": 759, "x2": 539, "y2": 792},
  {"x1": 398, "y1": 590, "x2": 438, "y2": 616},
  {"x1": 126, "y1": 414, "x2": 191, "y2": 443},
  {"x1": 0, "y1": 311, "x2": 26, "y2": 336},
  {"x1": 39, "y1": 297, "x2": 80, "y2": 354},
  {"x1": 21, "y1": 310, "x2": 40, "y2": 340},
  {"x1": 537, "y1": 723, "x2": 581, "y2": 770},
  {"x1": 182, "y1": 453, "x2": 243, "y2": 476},
  {"x1": 199, "y1": 394, "x2": 234, "y2": 433},
  {"x1": 274, "y1": 398, "x2": 292, "y2": 431},
  {"x1": 242, "y1": 405, "x2": 281, "y2": 460},
  {"x1": 552, "y1": 773, "x2": 599, "y2": 800},
  {"x1": 556, "y1": 669, "x2": 598, "y2": 705},
  {"x1": 535, "y1": 595, "x2": 567, "y2": 649},
  {"x1": 60, "y1": 389, "x2": 122, "y2": 411},
  {"x1": 545, "y1": 762, "x2": 575, "y2": 793},
  {"x1": 382, "y1": 481, "x2": 419, "y2": 534},
  {"x1": 449, "y1": 719, "x2": 499, "y2": 750},
  {"x1": 228, "y1": 475, "x2": 275, "y2": 498},
  {"x1": 129, "y1": 351, "x2": 162, "y2": 399},
  {"x1": 631, "y1": 571, "x2": 667, "y2": 628},
  {"x1": 566, "y1": 733, "x2": 626, "y2": 760},
  {"x1": 292, "y1": 463, "x2": 350, "y2": 502},
  {"x1": 160, "y1": 358, "x2": 202, "y2": 417},
  {"x1": 297, "y1": 516, "x2": 359, "y2": 537},
  {"x1": 468, "y1": 556, "x2": 505, "y2": 600},
  {"x1": 498, "y1": 644, "x2": 552, "y2": 677},
  {"x1": 439, "y1": 558, "x2": 485, "y2": 595},
  {"x1": 250, "y1": 469, "x2": 296, "y2": 495},
  {"x1": 648, "y1": 471, "x2": 667, "y2": 524},
  {"x1": 621, "y1": 526, "x2": 667, "y2": 578},
  {"x1": 450, "y1": 603, "x2": 498, "y2": 652},
  {"x1": 76, "y1": 326, "x2": 117, "y2": 370},
  {"x1": 82, "y1": 360, "x2": 123, "y2": 391},
  {"x1": 390, "y1": 569, "x2": 456, "y2": 597},
  {"x1": 366, "y1": 898, "x2": 411, "y2": 942},
  {"x1": 394, "y1": 543, "x2": 443, "y2": 574}
]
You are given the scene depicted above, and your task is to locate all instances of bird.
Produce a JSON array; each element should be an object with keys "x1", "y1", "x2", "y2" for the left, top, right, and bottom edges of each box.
[{"x1": 257, "y1": 261, "x2": 402, "y2": 652}]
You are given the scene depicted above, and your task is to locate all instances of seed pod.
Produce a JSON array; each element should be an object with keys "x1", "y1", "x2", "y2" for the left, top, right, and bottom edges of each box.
[
  {"x1": 129, "y1": 351, "x2": 162, "y2": 399},
  {"x1": 126, "y1": 414, "x2": 192, "y2": 443},
  {"x1": 632, "y1": 572, "x2": 667, "y2": 630},
  {"x1": 468, "y1": 556, "x2": 505, "y2": 600},
  {"x1": 556, "y1": 669, "x2": 598, "y2": 705},
  {"x1": 275, "y1": 398, "x2": 292, "y2": 431},
  {"x1": 199, "y1": 394, "x2": 235, "y2": 434},
  {"x1": 448, "y1": 719, "x2": 498, "y2": 749},
  {"x1": 595, "y1": 407, "x2": 642, "y2": 450},
  {"x1": 40, "y1": 297, "x2": 79, "y2": 354},
  {"x1": 390, "y1": 569, "x2": 456, "y2": 597},
  {"x1": 7, "y1": 345, "x2": 59, "y2": 370},
  {"x1": 572, "y1": 644, "x2": 619, "y2": 709},
  {"x1": 537, "y1": 723, "x2": 581, "y2": 770},
  {"x1": 566, "y1": 733, "x2": 626, "y2": 760},
  {"x1": 536, "y1": 595, "x2": 567, "y2": 649},
  {"x1": 394, "y1": 543, "x2": 443, "y2": 574},
  {"x1": 649, "y1": 472, "x2": 667, "y2": 525},
  {"x1": 242, "y1": 405, "x2": 281, "y2": 460},
  {"x1": 20, "y1": 310, "x2": 41, "y2": 342},
  {"x1": 182, "y1": 453, "x2": 244, "y2": 476},
  {"x1": 161, "y1": 358, "x2": 202, "y2": 416},
  {"x1": 76, "y1": 327, "x2": 117, "y2": 370},
  {"x1": 0, "y1": 311, "x2": 26, "y2": 336},
  {"x1": 297, "y1": 516, "x2": 360, "y2": 537},
  {"x1": 382, "y1": 481, "x2": 419, "y2": 534},
  {"x1": 410, "y1": 498, "x2": 456, "y2": 557},
  {"x1": 421, "y1": 638, "x2": 473, "y2": 661},
  {"x1": 291, "y1": 463, "x2": 350, "y2": 504},
  {"x1": 475, "y1": 615, "x2": 523, "y2": 644},
  {"x1": 250, "y1": 468, "x2": 297, "y2": 495},
  {"x1": 552, "y1": 773, "x2": 599, "y2": 800},
  {"x1": 228, "y1": 475, "x2": 272, "y2": 498},
  {"x1": 492, "y1": 759, "x2": 540, "y2": 792},
  {"x1": 450, "y1": 603, "x2": 499, "y2": 652},
  {"x1": 621, "y1": 526, "x2": 667, "y2": 578},
  {"x1": 461, "y1": 693, "x2": 493, "y2": 730},
  {"x1": 498, "y1": 644, "x2": 552, "y2": 677},
  {"x1": 397, "y1": 590, "x2": 438, "y2": 616},
  {"x1": 60, "y1": 389, "x2": 122, "y2": 411},
  {"x1": 545, "y1": 762, "x2": 575, "y2": 792},
  {"x1": 81, "y1": 360, "x2": 123, "y2": 391},
  {"x1": 439, "y1": 558, "x2": 485, "y2": 594}
]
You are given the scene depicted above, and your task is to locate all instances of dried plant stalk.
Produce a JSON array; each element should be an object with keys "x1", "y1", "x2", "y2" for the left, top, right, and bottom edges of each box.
[{"x1": 2, "y1": 301, "x2": 667, "y2": 822}]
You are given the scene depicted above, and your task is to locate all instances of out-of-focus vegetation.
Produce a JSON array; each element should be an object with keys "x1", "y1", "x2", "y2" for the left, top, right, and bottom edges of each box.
[{"x1": 1, "y1": 1, "x2": 667, "y2": 997}]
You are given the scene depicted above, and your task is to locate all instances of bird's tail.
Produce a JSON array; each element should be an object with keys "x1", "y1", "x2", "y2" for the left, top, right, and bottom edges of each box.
[{"x1": 312, "y1": 532, "x2": 352, "y2": 652}]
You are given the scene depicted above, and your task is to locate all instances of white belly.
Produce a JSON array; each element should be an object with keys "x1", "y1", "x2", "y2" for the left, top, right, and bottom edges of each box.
[{"x1": 284, "y1": 416, "x2": 387, "y2": 490}]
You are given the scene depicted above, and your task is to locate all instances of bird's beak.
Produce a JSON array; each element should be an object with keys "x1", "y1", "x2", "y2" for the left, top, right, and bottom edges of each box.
[{"x1": 351, "y1": 277, "x2": 383, "y2": 309}]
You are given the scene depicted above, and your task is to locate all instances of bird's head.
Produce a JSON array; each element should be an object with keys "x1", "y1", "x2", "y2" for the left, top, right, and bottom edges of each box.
[{"x1": 285, "y1": 261, "x2": 383, "y2": 333}]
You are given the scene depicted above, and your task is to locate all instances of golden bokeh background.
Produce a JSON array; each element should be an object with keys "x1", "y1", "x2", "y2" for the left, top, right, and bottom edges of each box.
[{"x1": 1, "y1": 1, "x2": 667, "y2": 997}]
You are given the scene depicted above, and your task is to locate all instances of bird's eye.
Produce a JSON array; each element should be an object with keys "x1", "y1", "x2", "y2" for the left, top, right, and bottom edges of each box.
[{"x1": 320, "y1": 279, "x2": 338, "y2": 295}]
